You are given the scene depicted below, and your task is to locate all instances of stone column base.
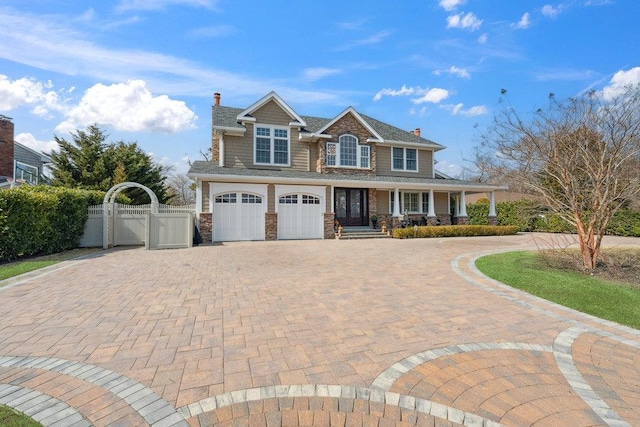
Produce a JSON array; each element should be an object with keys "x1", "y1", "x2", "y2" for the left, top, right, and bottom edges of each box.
[
  {"x1": 324, "y1": 212, "x2": 335, "y2": 239},
  {"x1": 265, "y1": 213, "x2": 277, "y2": 241},
  {"x1": 426, "y1": 216, "x2": 438, "y2": 226},
  {"x1": 456, "y1": 216, "x2": 469, "y2": 225},
  {"x1": 199, "y1": 213, "x2": 212, "y2": 242},
  {"x1": 488, "y1": 216, "x2": 498, "y2": 226}
]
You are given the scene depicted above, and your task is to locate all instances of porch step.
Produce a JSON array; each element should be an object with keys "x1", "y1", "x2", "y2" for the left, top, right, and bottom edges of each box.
[{"x1": 337, "y1": 227, "x2": 391, "y2": 240}]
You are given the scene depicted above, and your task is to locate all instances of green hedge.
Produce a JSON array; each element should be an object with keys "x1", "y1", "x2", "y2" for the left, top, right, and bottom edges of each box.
[
  {"x1": 392, "y1": 225, "x2": 519, "y2": 239},
  {"x1": 0, "y1": 186, "x2": 104, "y2": 262},
  {"x1": 607, "y1": 209, "x2": 640, "y2": 237},
  {"x1": 467, "y1": 199, "x2": 640, "y2": 237}
]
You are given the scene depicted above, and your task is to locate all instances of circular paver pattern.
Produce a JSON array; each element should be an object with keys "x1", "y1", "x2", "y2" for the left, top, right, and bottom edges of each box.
[{"x1": 0, "y1": 234, "x2": 638, "y2": 426}]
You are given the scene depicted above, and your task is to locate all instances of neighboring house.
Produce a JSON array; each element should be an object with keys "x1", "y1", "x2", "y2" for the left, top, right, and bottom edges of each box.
[
  {"x1": 0, "y1": 115, "x2": 51, "y2": 189},
  {"x1": 187, "y1": 92, "x2": 505, "y2": 242}
]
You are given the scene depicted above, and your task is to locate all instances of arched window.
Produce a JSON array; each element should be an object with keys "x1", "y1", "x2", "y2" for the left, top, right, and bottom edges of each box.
[
  {"x1": 339, "y1": 135, "x2": 357, "y2": 167},
  {"x1": 326, "y1": 134, "x2": 370, "y2": 169}
]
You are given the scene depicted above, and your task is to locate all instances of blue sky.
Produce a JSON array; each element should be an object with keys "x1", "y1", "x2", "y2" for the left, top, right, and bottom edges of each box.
[{"x1": 1, "y1": 0, "x2": 639, "y2": 177}]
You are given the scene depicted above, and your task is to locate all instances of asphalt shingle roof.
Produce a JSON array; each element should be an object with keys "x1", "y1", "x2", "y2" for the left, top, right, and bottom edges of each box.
[
  {"x1": 187, "y1": 162, "x2": 499, "y2": 190},
  {"x1": 213, "y1": 104, "x2": 444, "y2": 149}
]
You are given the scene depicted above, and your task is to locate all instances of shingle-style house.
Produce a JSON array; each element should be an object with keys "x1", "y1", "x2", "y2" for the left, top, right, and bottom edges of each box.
[{"x1": 187, "y1": 92, "x2": 504, "y2": 242}]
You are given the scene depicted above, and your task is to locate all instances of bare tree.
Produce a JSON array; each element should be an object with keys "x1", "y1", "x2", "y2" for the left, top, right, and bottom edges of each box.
[
  {"x1": 166, "y1": 174, "x2": 196, "y2": 205},
  {"x1": 476, "y1": 86, "x2": 640, "y2": 271}
]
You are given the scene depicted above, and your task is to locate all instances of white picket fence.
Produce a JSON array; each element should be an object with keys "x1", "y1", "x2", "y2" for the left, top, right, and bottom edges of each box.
[{"x1": 79, "y1": 203, "x2": 195, "y2": 249}]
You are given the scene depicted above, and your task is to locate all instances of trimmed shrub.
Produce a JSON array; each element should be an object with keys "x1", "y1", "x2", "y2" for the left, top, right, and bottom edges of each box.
[
  {"x1": 606, "y1": 209, "x2": 640, "y2": 237},
  {"x1": 0, "y1": 186, "x2": 104, "y2": 262},
  {"x1": 392, "y1": 225, "x2": 519, "y2": 239}
]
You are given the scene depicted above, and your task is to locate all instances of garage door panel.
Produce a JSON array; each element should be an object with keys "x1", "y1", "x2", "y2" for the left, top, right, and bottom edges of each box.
[
  {"x1": 213, "y1": 192, "x2": 265, "y2": 241},
  {"x1": 278, "y1": 194, "x2": 323, "y2": 240}
]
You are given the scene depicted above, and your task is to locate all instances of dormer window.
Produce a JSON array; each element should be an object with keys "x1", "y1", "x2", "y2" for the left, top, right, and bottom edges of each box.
[
  {"x1": 326, "y1": 134, "x2": 370, "y2": 169},
  {"x1": 254, "y1": 124, "x2": 289, "y2": 166}
]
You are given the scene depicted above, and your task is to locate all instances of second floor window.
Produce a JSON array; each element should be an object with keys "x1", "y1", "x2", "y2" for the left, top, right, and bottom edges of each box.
[
  {"x1": 326, "y1": 134, "x2": 370, "y2": 169},
  {"x1": 392, "y1": 147, "x2": 418, "y2": 172},
  {"x1": 255, "y1": 125, "x2": 289, "y2": 166}
]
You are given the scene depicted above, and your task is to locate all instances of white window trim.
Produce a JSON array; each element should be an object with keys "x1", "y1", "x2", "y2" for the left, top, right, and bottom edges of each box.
[
  {"x1": 326, "y1": 135, "x2": 371, "y2": 170},
  {"x1": 391, "y1": 147, "x2": 419, "y2": 172},
  {"x1": 389, "y1": 191, "x2": 430, "y2": 214},
  {"x1": 253, "y1": 123, "x2": 291, "y2": 166}
]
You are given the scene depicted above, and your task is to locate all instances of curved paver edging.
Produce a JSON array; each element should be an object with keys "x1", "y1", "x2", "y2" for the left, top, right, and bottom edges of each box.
[
  {"x1": 0, "y1": 356, "x2": 188, "y2": 427},
  {"x1": 451, "y1": 248, "x2": 640, "y2": 427},
  {"x1": 454, "y1": 249, "x2": 640, "y2": 340},
  {"x1": 177, "y1": 384, "x2": 502, "y2": 427},
  {"x1": 0, "y1": 383, "x2": 90, "y2": 426},
  {"x1": 370, "y1": 341, "x2": 552, "y2": 391},
  {"x1": 553, "y1": 327, "x2": 631, "y2": 427}
]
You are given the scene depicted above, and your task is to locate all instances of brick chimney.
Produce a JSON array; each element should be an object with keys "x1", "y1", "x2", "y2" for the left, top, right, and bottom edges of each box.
[
  {"x1": 214, "y1": 93, "x2": 221, "y2": 107},
  {"x1": 415, "y1": 128, "x2": 421, "y2": 137},
  {"x1": 0, "y1": 115, "x2": 14, "y2": 178}
]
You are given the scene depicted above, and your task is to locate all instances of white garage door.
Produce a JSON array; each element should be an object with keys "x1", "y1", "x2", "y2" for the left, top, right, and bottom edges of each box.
[
  {"x1": 213, "y1": 192, "x2": 265, "y2": 241},
  {"x1": 278, "y1": 194, "x2": 324, "y2": 240}
]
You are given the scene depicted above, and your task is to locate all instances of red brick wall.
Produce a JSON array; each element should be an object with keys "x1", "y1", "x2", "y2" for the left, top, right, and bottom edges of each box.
[{"x1": 0, "y1": 117, "x2": 14, "y2": 178}]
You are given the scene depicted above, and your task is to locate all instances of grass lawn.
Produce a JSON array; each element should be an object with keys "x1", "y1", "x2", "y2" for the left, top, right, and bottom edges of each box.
[
  {"x1": 476, "y1": 251, "x2": 640, "y2": 330},
  {"x1": 0, "y1": 248, "x2": 101, "y2": 283},
  {"x1": 0, "y1": 405, "x2": 41, "y2": 427}
]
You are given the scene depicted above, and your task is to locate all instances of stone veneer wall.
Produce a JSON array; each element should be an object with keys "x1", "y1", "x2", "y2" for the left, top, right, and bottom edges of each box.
[
  {"x1": 211, "y1": 130, "x2": 220, "y2": 163},
  {"x1": 324, "y1": 213, "x2": 335, "y2": 239},
  {"x1": 199, "y1": 213, "x2": 212, "y2": 243},
  {"x1": 318, "y1": 113, "x2": 377, "y2": 176},
  {"x1": 265, "y1": 213, "x2": 277, "y2": 241},
  {"x1": 368, "y1": 189, "x2": 377, "y2": 227}
]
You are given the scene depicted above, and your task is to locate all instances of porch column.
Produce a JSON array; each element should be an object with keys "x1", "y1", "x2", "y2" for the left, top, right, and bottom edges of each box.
[
  {"x1": 427, "y1": 189, "x2": 436, "y2": 217},
  {"x1": 459, "y1": 191, "x2": 467, "y2": 217},
  {"x1": 392, "y1": 188, "x2": 401, "y2": 217},
  {"x1": 488, "y1": 191, "x2": 498, "y2": 225},
  {"x1": 454, "y1": 195, "x2": 460, "y2": 217},
  {"x1": 457, "y1": 191, "x2": 469, "y2": 225}
]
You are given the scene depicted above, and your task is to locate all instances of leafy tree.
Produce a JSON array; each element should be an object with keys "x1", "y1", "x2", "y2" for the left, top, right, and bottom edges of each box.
[
  {"x1": 476, "y1": 86, "x2": 640, "y2": 272},
  {"x1": 49, "y1": 125, "x2": 171, "y2": 204}
]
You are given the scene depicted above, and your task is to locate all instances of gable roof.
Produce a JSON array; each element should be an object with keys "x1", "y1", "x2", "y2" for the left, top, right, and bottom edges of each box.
[
  {"x1": 236, "y1": 91, "x2": 306, "y2": 127},
  {"x1": 212, "y1": 92, "x2": 446, "y2": 150},
  {"x1": 314, "y1": 107, "x2": 383, "y2": 142}
]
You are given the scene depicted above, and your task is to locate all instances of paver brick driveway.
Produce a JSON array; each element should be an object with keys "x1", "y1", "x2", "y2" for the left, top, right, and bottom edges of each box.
[{"x1": 0, "y1": 234, "x2": 639, "y2": 426}]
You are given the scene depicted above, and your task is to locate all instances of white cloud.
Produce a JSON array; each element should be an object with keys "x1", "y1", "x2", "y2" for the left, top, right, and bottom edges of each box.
[
  {"x1": 438, "y1": 0, "x2": 466, "y2": 11},
  {"x1": 443, "y1": 103, "x2": 488, "y2": 116},
  {"x1": 513, "y1": 12, "x2": 531, "y2": 29},
  {"x1": 412, "y1": 88, "x2": 450, "y2": 104},
  {"x1": 373, "y1": 85, "x2": 415, "y2": 101},
  {"x1": 56, "y1": 80, "x2": 197, "y2": 133},
  {"x1": 302, "y1": 67, "x2": 342, "y2": 81},
  {"x1": 601, "y1": 67, "x2": 640, "y2": 101},
  {"x1": 447, "y1": 12, "x2": 483, "y2": 31},
  {"x1": 374, "y1": 85, "x2": 450, "y2": 104},
  {"x1": 0, "y1": 10, "x2": 341, "y2": 105},
  {"x1": 15, "y1": 133, "x2": 58, "y2": 154},
  {"x1": 478, "y1": 33, "x2": 488, "y2": 44},
  {"x1": 541, "y1": 4, "x2": 561, "y2": 18},
  {"x1": 0, "y1": 75, "x2": 62, "y2": 115},
  {"x1": 434, "y1": 66, "x2": 471, "y2": 79}
]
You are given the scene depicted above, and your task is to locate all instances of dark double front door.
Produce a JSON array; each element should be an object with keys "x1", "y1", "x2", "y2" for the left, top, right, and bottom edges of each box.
[{"x1": 335, "y1": 188, "x2": 368, "y2": 226}]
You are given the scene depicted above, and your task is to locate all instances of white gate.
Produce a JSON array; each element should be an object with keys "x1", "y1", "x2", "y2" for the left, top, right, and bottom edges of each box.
[{"x1": 80, "y1": 203, "x2": 195, "y2": 248}]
